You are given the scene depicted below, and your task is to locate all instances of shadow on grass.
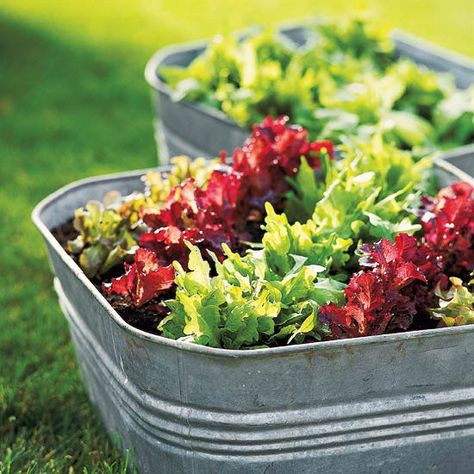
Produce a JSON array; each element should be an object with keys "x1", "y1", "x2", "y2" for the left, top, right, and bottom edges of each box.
[{"x1": 0, "y1": 13, "x2": 157, "y2": 473}]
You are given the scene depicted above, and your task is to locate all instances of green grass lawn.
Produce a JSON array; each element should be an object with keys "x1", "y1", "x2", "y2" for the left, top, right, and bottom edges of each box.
[{"x1": 0, "y1": 1, "x2": 473, "y2": 472}]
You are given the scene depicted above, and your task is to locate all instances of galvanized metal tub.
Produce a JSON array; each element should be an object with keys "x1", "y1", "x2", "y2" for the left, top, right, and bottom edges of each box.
[
  {"x1": 441, "y1": 144, "x2": 474, "y2": 177},
  {"x1": 32, "y1": 160, "x2": 474, "y2": 474},
  {"x1": 145, "y1": 26, "x2": 474, "y2": 165}
]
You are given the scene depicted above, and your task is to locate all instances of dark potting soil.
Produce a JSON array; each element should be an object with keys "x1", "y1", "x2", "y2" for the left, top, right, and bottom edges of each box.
[
  {"x1": 52, "y1": 219, "x2": 165, "y2": 335},
  {"x1": 104, "y1": 293, "x2": 171, "y2": 336},
  {"x1": 52, "y1": 218, "x2": 79, "y2": 253}
]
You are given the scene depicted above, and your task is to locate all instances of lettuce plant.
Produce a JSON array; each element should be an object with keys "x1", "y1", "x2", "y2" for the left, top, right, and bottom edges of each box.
[
  {"x1": 319, "y1": 234, "x2": 427, "y2": 338},
  {"x1": 67, "y1": 156, "x2": 217, "y2": 278},
  {"x1": 67, "y1": 194, "x2": 142, "y2": 278},
  {"x1": 103, "y1": 248, "x2": 175, "y2": 307},
  {"x1": 420, "y1": 181, "x2": 474, "y2": 275},
  {"x1": 145, "y1": 155, "x2": 219, "y2": 203},
  {"x1": 62, "y1": 117, "x2": 474, "y2": 349},
  {"x1": 430, "y1": 277, "x2": 474, "y2": 327},
  {"x1": 434, "y1": 85, "x2": 474, "y2": 147},
  {"x1": 161, "y1": 16, "x2": 473, "y2": 149},
  {"x1": 139, "y1": 171, "x2": 244, "y2": 262},
  {"x1": 160, "y1": 242, "x2": 345, "y2": 349},
  {"x1": 261, "y1": 203, "x2": 353, "y2": 278},
  {"x1": 227, "y1": 116, "x2": 333, "y2": 214}
]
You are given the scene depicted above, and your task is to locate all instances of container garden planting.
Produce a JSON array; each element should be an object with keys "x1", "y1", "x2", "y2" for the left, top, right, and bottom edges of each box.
[
  {"x1": 33, "y1": 118, "x2": 474, "y2": 473},
  {"x1": 145, "y1": 16, "x2": 474, "y2": 169}
]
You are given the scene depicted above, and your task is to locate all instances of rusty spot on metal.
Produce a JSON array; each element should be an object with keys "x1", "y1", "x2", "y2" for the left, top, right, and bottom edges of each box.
[
  {"x1": 396, "y1": 342, "x2": 406, "y2": 353},
  {"x1": 344, "y1": 344, "x2": 356, "y2": 355},
  {"x1": 303, "y1": 351, "x2": 314, "y2": 366},
  {"x1": 126, "y1": 338, "x2": 146, "y2": 358},
  {"x1": 315, "y1": 349, "x2": 338, "y2": 361}
]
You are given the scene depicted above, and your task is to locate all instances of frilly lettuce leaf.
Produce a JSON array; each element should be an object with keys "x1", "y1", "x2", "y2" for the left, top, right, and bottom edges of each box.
[
  {"x1": 430, "y1": 277, "x2": 474, "y2": 327},
  {"x1": 69, "y1": 156, "x2": 218, "y2": 278},
  {"x1": 161, "y1": 241, "x2": 345, "y2": 349},
  {"x1": 434, "y1": 86, "x2": 474, "y2": 147},
  {"x1": 262, "y1": 203, "x2": 352, "y2": 277},
  {"x1": 286, "y1": 136, "x2": 431, "y2": 240}
]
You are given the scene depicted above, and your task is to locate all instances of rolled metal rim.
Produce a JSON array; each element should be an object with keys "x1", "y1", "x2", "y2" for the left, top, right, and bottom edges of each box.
[
  {"x1": 391, "y1": 29, "x2": 474, "y2": 69},
  {"x1": 441, "y1": 143, "x2": 474, "y2": 160},
  {"x1": 32, "y1": 158, "x2": 474, "y2": 358}
]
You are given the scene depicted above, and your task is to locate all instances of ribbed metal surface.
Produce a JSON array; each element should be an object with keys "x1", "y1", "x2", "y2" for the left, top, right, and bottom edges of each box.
[
  {"x1": 32, "y1": 159, "x2": 474, "y2": 473},
  {"x1": 145, "y1": 25, "x2": 474, "y2": 164}
]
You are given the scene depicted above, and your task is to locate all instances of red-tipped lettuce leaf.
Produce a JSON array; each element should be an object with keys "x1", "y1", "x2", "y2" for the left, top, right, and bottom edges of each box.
[
  {"x1": 320, "y1": 234, "x2": 427, "y2": 338},
  {"x1": 103, "y1": 248, "x2": 175, "y2": 307}
]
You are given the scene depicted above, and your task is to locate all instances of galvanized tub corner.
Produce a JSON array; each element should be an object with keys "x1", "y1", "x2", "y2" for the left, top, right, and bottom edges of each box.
[
  {"x1": 145, "y1": 25, "x2": 474, "y2": 168},
  {"x1": 32, "y1": 160, "x2": 474, "y2": 473}
]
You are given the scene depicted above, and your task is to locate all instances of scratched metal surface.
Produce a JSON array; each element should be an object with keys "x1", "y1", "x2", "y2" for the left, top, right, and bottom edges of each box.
[
  {"x1": 32, "y1": 159, "x2": 474, "y2": 473},
  {"x1": 145, "y1": 25, "x2": 474, "y2": 164}
]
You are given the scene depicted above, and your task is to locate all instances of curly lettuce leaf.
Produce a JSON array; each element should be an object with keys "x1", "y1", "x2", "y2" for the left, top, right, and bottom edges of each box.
[
  {"x1": 430, "y1": 277, "x2": 474, "y2": 327},
  {"x1": 286, "y1": 136, "x2": 431, "y2": 237},
  {"x1": 262, "y1": 203, "x2": 352, "y2": 277},
  {"x1": 161, "y1": 240, "x2": 344, "y2": 348},
  {"x1": 69, "y1": 156, "x2": 219, "y2": 278},
  {"x1": 103, "y1": 248, "x2": 175, "y2": 307}
]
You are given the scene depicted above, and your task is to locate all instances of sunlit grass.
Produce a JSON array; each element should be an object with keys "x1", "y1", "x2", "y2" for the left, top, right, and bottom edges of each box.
[
  {"x1": 2, "y1": 0, "x2": 474, "y2": 55},
  {"x1": 0, "y1": 0, "x2": 472, "y2": 471}
]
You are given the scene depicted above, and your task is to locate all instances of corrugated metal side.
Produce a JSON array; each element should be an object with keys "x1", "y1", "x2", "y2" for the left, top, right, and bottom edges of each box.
[{"x1": 56, "y1": 279, "x2": 474, "y2": 474}]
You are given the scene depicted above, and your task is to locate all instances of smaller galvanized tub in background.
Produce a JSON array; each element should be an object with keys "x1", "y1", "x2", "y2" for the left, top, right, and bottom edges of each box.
[
  {"x1": 32, "y1": 161, "x2": 474, "y2": 474},
  {"x1": 441, "y1": 144, "x2": 474, "y2": 177},
  {"x1": 145, "y1": 26, "x2": 474, "y2": 166}
]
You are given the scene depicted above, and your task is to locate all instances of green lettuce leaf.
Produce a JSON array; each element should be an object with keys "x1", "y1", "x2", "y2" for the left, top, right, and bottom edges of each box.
[
  {"x1": 430, "y1": 277, "x2": 474, "y2": 327},
  {"x1": 161, "y1": 241, "x2": 344, "y2": 349},
  {"x1": 160, "y1": 17, "x2": 470, "y2": 149}
]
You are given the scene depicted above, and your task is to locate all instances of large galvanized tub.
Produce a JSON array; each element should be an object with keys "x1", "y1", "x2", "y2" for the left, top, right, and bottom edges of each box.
[
  {"x1": 145, "y1": 26, "x2": 474, "y2": 165},
  {"x1": 32, "y1": 160, "x2": 474, "y2": 474}
]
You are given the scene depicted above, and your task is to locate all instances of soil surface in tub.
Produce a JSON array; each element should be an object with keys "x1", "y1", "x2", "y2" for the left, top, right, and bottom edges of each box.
[
  {"x1": 52, "y1": 220, "x2": 168, "y2": 336},
  {"x1": 51, "y1": 218, "x2": 439, "y2": 340}
]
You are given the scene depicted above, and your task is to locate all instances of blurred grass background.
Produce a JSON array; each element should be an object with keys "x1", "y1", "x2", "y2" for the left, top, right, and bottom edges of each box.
[{"x1": 0, "y1": 0, "x2": 473, "y2": 471}]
